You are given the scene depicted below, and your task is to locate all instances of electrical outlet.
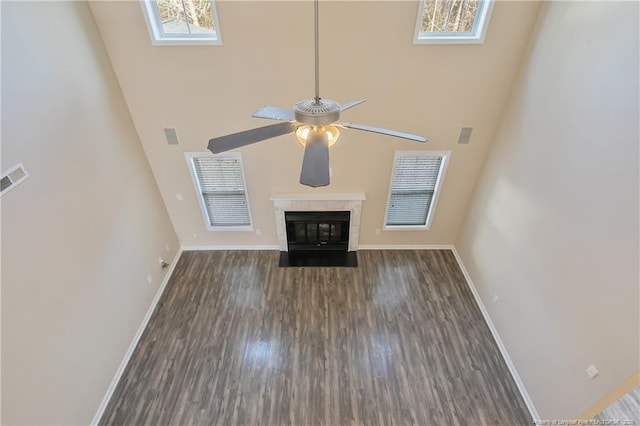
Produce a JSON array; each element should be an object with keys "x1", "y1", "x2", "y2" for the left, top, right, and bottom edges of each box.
[
  {"x1": 585, "y1": 364, "x2": 599, "y2": 379},
  {"x1": 492, "y1": 294, "x2": 499, "y2": 303},
  {"x1": 159, "y1": 257, "x2": 169, "y2": 269},
  {"x1": 176, "y1": 193, "x2": 183, "y2": 201},
  {"x1": 193, "y1": 233, "x2": 198, "y2": 239},
  {"x1": 375, "y1": 229, "x2": 381, "y2": 235},
  {"x1": 147, "y1": 274, "x2": 153, "y2": 284},
  {"x1": 256, "y1": 229, "x2": 262, "y2": 236},
  {"x1": 165, "y1": 244, "x2": 170, "y2": 252}
]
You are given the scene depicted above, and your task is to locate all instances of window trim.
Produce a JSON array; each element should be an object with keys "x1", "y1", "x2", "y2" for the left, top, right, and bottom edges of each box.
[
  {"x1": 382, "y1": 150, "x2": 450, "y2": 231},
  {"x1": 185, "y1": 152, "x2": 254, "y2": 232},
  {"x1": 140, "y1": 0, "x2": 222, "y2": 46},
  {"x1": 413, "y1": 0, "x2": 494, "y2": 45},
  {"x1": 1, "y1": 163, "x2": 29, "y2": 197}
]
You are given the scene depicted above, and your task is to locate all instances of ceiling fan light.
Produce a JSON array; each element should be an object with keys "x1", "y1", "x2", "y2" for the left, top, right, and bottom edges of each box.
[
  {"x1": 296, "y1": 126, "x2": 310, "y2": 143},
  {"x1": 296, "y1": 125, "x2": 340, "y2": 147}
]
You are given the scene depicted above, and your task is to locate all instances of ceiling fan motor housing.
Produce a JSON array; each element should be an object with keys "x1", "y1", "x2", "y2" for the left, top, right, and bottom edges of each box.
[{"x1": 294, "y1": 98, "x2": 341, "y2": 125}]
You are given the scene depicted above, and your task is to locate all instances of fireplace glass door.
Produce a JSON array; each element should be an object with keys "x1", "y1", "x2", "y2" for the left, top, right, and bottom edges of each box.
[{"x1": 285, "y1": 211, "x2": 350, "y2": 252}]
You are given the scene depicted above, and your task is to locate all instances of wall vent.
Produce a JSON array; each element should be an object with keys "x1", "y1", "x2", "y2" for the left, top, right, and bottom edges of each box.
[
  {"x1": 1, "y1": 163, "x2": 29, "y2": 196},
  {"x1": 457, "y1": 127, "x2": 473, "y2": 144},
  {"x1": 164, "y1": 128, "x2": 180, "y2": 145}
]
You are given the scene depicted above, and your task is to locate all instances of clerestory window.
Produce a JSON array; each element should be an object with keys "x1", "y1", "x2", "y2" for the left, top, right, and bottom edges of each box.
[
  {"x1": 141, "y1": 0, "x2": 222, "y2": 45},
  {"x1": 414, "y1": 0, "x2": 493, "y2": 44}
]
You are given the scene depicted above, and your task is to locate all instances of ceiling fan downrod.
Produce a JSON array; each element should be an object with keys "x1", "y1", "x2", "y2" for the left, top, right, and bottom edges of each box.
[
  {"x1": 314, "y1": 0, "x2": 320, "y2": 105},
  {"x1": 291, "y1": 0, "x2": 341, "y2": 126},
  {"x1": 206, "y1": 0, "x2": 427, "y2": 188}
]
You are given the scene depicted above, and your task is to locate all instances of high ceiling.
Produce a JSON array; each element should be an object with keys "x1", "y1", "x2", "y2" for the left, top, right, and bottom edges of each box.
[{"x1": 88, "y1": 0, "x2": 542, "y2": 247}]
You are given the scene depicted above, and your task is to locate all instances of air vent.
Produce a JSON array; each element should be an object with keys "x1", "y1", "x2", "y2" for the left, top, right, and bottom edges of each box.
[
  {"x1": 457, "y1": 127, "x2": 473, "y2": 144},
  {"x1": 164, "y1": 128, "x2": 180, "y2": 145},
  {"x1": 1, "y1": 163, "x2": 29, "y2": 196}
]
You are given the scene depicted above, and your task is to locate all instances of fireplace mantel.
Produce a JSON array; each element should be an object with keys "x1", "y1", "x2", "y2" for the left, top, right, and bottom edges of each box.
[{"x1": 271, "y1": 193, "x2": 366, "y2": 252}]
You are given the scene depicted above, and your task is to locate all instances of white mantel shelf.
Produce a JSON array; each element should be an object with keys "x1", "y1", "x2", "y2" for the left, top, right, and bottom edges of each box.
[
  {"x1": 271, "y1": 193, "x2": 366, "y2": 201},
  {"x1": 271, "y1": 193, "x2": 366, "y2": 252}
]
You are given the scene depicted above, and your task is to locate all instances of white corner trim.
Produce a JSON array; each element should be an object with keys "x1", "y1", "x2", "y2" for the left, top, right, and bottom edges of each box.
[
  {"x1": 358, "y1": 244, "x2": 454, "y2": 250},
  {"x1": 180, "y1": 245, "x2": 279, "y2": 251},
  {"x1": 450, "y1": 246, "x2": 540, "y2": 421},
  {"x1": 91, "y1": 248, "x2": 183, "y2": 426}
]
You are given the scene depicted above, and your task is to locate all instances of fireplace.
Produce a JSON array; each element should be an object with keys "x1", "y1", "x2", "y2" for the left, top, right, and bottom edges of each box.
[
  {"x1": 280, "y1": 211, "x2": 357, "y2": 266},
  {"x1": 285, "y1": 211, "x2": 350, "y2": 252},
  {"x1": 272, "y1": 193, "x2": 364, "y2": 267}
]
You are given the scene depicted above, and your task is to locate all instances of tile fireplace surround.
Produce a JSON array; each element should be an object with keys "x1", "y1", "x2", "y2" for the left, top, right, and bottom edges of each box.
[{"x1": 271, "y1": 193, "x2": 366, "y2": 252}]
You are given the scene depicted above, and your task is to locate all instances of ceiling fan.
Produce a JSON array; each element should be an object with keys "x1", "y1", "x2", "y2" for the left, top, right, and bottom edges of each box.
[{"x1": 207, "y1": 0, "x2": 427, "y2": 188}]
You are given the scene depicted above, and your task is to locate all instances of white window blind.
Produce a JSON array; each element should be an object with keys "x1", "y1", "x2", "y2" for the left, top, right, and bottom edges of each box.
[
  {"x1": 385, "y1": 153, "x2": 447, "y2": 228},
  {"x1": 190, "y1": 154, "x2": 252, "y2": 228}
]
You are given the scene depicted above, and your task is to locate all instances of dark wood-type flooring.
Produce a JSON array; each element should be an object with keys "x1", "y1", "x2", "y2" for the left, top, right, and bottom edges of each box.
[{"x1": 100, "y1": 250, "x2": 531, "y2": 425}]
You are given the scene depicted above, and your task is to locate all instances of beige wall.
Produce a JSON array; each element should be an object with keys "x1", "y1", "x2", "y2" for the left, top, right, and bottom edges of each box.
[
  {"x1": 1, "y1": 2, "x2": 179, "y2": 424},
  {"x1": 456, "y1": 1, "x2": 639, "y2": 419},
  {"x1": 89, "y1": 0, "x2": 541, "y2": 248}
]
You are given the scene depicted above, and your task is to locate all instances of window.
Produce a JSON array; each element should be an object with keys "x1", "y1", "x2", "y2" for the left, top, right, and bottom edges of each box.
[
  {"x1": 1, "y1": 163, "x2": 29, "y2": 196},
  {"x1": 414, "y1": 0, "x2": 493, "y2": 44},
  {"x1": 141, "y1": 0, "x2": 222, "y2": 45},
  {"x1": 384, "y1": 151, "x2": 449, "y2": 230},
  {"x1": 186, "y1": 152, "x2": 253, "y2": 231}
]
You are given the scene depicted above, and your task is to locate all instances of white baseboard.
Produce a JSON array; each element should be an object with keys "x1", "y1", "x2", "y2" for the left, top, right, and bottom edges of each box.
[
  {"x1": 358, "y1": 244, "x2": 454, "y2": 250},
  {"x1": 90, "y1": 248, "x2": 183, "y2": 426},
  {"x1": 180, "y1": 244, "x2": 454, "y2": 251},
  {"x1": 450, "y1": 247, "x2": 540, "y2": 421},
  {"x1": 181, "y1": 245, "x2": 279, "y2": 251}
]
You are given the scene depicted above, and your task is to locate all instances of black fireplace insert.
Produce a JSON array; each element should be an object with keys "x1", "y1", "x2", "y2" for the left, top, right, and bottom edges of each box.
[
  {"x1": 280, "y1": 211, "x2": 357, "y2": 267},
  {"x1": 285, "y1": 211, "x2": 350, "y2": 251}
]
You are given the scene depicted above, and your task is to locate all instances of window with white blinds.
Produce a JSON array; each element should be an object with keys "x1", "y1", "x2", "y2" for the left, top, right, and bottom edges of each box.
[
  {"x1": 384, "y1": 151, "x2": 449, "y2": 229},
  {"x1": 187, "y1": 152, "x2": 253, "y2": 230}
]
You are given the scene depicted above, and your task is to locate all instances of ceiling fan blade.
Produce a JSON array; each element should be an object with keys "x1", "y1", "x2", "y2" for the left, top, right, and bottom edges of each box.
[
  {"x1": 340, "y1": 100, "x2": 366, "y2": 112},
  {"x1": 341, "y1": 122, "x2": 427, "y2": 143},
  {"x1": 299, "y1": 131, "x2": 330, "y2": 188},
  {"x1": 252, "y1": 106, "x2": 296, "y2": 121},
  {"x1": 208, "y1": 122, "x2": 296, "y2": 154}
]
